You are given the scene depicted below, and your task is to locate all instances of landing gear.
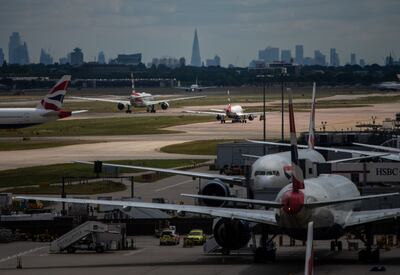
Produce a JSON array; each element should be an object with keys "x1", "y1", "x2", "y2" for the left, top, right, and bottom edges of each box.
[
  {"x1": 330, "y1": 240, "x2": 343, "y2": 251},
  {"x1": 358, "y1": 225, "x2": 380, "y2": 263},
  {"x1": 147, "y1": 105, "x2": 156, "y2": 113},
  {"x1": 126, "y1": 106, "x2": 132, "y2": 113},
  {"x1": 220, "y1": 119, "x2": 226, "y2": 124},
  {"x1": 253, "y1": 229, "x2": 276, "y2": 263}
]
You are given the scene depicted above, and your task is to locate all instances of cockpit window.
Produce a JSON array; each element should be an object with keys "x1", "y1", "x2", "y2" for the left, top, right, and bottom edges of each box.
[
  {"x1": 255, "y1": 170, "x2": 280, "y2": 176},
  {"x1": 255, "y1": 171, "x2": 265, "y2": 176}
]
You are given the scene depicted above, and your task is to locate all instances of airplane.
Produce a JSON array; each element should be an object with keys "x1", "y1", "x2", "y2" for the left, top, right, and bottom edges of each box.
[
  {"x1": 352, "y1": 142, "x2": 400, "y2": 153},
  {"x1": 73, "y1": 77, "x2": 205, "y2": 113},
  {"x1": 185, "y1": 91, "x2": 260, "y2": 123},
  {"x1": 176, "y1": 78, "x2": 216, "y2": 92},
  {"x1": 372, "y1": 74, "x2": 400, "y2": 91},
  {"x1": 0, "y1": 75, "x2": 86, "y2": 129},
  {"x1": 16, "y1": 89, "x2": 400, "y2": 265}
]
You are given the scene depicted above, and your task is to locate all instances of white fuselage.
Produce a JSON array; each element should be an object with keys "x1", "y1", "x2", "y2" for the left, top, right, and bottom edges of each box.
[
  {"x1": 275, "y1": 174, "x2": 359, "y2": 239},
  {"x1": 0, "y1": 108, "x2": 58, "y2": 128},
  {"x1": 251, "y1": 149, "x2": 326, "y2": 190},
  {"x1": 129, "y1": 92, "x2": 154, "y2": 107},
  {"x1": 226, "y1": 105, "x2": 244, "y2": 118}
]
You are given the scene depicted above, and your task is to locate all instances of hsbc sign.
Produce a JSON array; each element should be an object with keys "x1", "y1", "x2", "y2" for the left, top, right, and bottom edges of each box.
[
  {"x1": 331, "y1": 163, "x2": 400, "y2": 183},
  {"x1": 376, "y1": 168, "x2": 399, "y2": 177}
]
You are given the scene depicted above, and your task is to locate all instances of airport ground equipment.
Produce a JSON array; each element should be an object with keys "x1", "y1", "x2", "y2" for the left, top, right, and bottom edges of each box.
[{"x1": 50, "y1": 221, "x2": 123, "y2": 253}]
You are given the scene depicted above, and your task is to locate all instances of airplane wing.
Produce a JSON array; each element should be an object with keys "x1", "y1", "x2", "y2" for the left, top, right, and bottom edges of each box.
[
  {"x1": 345, "y1": 208, "x2": 400, "y2": 227},
  {"x1": 184, "y1": 110, "x2": 225, "y2": 116},
  {"x1": 74, "y1": 160, "x2": 245, "y2": 185},
  {"x1": 247, "y1": 140, "x2": 400, "y2": 161},
  {"x1": 210, "y1": 109, "x2": 226, "y2": 112},
  {"x1": 145, "y1": 95, "x2": 206, "y2": 105},
  {"x1": 352, "y1": 142, "x2": 400, "y2": 153},
  {"x1": 71, "y1": 110, "x2": 88, "y2": 115},
  {"x1": 14, "y1": 195, "x2": 277, "y2": 226},
  {"x1": 71, "y1": 96, "x2": 131, "y2": 106}
]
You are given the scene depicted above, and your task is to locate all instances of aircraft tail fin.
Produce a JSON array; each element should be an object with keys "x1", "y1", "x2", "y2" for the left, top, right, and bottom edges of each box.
[
  {"x1": 37, "y1": 75, "x2": 71, "y2": 111},
  {"x1": 307, "y1": 82, "x2": 316, "y2": 149},
  {"x1": 304, "y1": 221, "x2": 314, "y2": 275},
  {"x1": 288, "y1": 88, "x2": 304, "y2": 191}
]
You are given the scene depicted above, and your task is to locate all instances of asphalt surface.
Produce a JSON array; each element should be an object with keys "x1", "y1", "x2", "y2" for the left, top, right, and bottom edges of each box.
[{"x1": 1, "y1": 237, "x2": 400, "y2": 274}]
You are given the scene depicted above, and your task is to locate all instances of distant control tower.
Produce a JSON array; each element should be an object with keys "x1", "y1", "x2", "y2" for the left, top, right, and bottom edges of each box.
[{"x1": 190, "y1": 29, "x2": 201, "y2": 67}]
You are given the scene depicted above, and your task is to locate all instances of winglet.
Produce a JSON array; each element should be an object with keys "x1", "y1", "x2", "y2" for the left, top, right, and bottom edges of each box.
[
  {"x1": 307, "y1": 83, "x2": 316, "y2": 149},
  {"x1": 288, "y1": 89, "x2": 304, "y2": 191},
  {"x1": 304, "y1": 221, "x2": 314, "y2": 275}
]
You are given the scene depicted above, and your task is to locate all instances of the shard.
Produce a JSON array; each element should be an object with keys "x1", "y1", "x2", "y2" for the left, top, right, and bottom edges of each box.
[{"x1": 190, "y1": 29, "x2": 201, "y2": 67}]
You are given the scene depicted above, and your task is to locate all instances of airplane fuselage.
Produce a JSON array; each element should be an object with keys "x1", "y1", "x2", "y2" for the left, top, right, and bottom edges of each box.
[
  {"x1": 275, "y1": 174, "x2": 359, "y2": 240},
  {"x1": 225, "y1": 105, "x2": 244, "y2": 118},
  {"x1": 0, "y1": 108, "x2": 61, "y2": 128},
  {"x1": 251, "y1": 149, "x2": 326, "y2": 191},
  {"x1": 129, "y1": 92, "x2": 155, "y2": 107}
]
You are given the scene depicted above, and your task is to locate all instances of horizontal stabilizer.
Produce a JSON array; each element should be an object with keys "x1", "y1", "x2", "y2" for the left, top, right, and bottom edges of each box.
[
  {"x1": 352, "y1": 142, "x2": 400, "y2": 153},
  {"x1": 71, "y1": 110, "x2": 88, "y2": 115},
  {"x1": 242, "y1": 154, "x2": 261, "y2": 159},
  {"x1": 305, "y1": 192, "x2": 399, "y2": 208}
]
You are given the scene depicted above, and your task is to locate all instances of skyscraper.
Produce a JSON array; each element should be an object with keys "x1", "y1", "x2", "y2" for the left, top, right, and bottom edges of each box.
[
  {"x1": 98, "y1": 51, "x2": 106, "y2": 64},
  {"x1": 281, "y1": 50, "x2": 292, "y2": 63},
  {"x1": 190, "y1": 29, "x2": 201, "y2": 67},
  {"x1": 350, "y1": 53, "x2": 357, "y2": 65},
  {"x1": 295, "y1": 45, "x2": 304, "y2": 65},
  {"x1": 258, "y1": 46, "x2": 279, "y2": 64},
  {"x1": 0, "y1": 48, "x2": 4, "y2": 65},
  {"x1": 70, "y1": 48, "x2": 84, "y2": 65},
  {"x1": 330, "y1": 48, "x2": 340, "y2": 67},
  {"x1": 8, "y1": 32, "x2": 30, "y2": 64},
  {"x1": 39, "y1": 49, "x2": 53, "y2": 65},
  {"x1": 314, "y1": 50, "x2": 326, "y2": 66}
]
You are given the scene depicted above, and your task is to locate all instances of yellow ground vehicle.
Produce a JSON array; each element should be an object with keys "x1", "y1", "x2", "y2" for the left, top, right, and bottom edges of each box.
[
  {"x1": 159, "y1": 229, "x2": 180, "y2": 246},
  {"x1": 186, "y1": 229, "x2": 206, "y2": 245}
]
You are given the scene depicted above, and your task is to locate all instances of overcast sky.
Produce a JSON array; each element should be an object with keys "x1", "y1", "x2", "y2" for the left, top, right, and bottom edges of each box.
[{"x1": 0, "y1": 0, "x2": 399, "y2": 66}]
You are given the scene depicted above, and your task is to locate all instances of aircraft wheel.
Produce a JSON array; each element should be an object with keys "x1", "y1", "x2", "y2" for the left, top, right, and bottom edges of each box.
[
  {"x1": 254, "y1": 247, "x2": 276, "y2": 263},
  {"x1": 244, "y1": 120, "x2": 247, "y2": 123},
  {"x1": 337, "y1": 241, "x2": 343, "y2": 251},
  {"x1": 330, "y1": 240, "x2": 336, "y2": 251}
]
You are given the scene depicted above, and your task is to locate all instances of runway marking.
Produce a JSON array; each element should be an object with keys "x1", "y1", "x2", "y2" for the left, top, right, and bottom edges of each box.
[
  {"x1": 123, "y1": 248, "x2": 146, "y2": 256},
  {"x1": 155, "y1": 179, "x2": 194, "y2": 192},
  {"x1": 0, "y1": 246, "x2": 47, "y2": 264}
]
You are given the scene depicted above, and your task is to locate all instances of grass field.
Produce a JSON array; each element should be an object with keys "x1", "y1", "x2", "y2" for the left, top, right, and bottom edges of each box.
[
  {"x1": 0, "y1": 159, "x2": 209, "y2": 188},
  {"x1": 0, "y1": 139, "x2": 100, "y2": 151},
  {"x1": 160, "y1": 139, "x2": 241, "y2": 155},
  {"x1": 0, "y1": 116, "x2": 213, "y2": 137},
  {"x1": 5, "y1": 181, "x2": 126, "y2": 195}
]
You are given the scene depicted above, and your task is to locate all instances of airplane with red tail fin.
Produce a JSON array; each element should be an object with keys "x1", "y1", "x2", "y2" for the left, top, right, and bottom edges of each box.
[{"x1": 0, "y1": 75, "x2": 86, "y2": 128}]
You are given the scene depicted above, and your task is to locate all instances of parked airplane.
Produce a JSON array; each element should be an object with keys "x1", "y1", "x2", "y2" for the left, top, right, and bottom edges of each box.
[
  {"x1": 16, "y1": 90, "x2": 400, "y2": 264},
  {"x1": 185, "y1": 91, "x2": 260, "y2": 123},
  {"x1": 373, "y1": 74, "x2": 400, "y2": 91},
  {"x1": 176, "y1": 78, "x2": 216, "y2": 92},
  {"x1": 0, "y1": 75, "x2": 86, "y2": 129},
  {"x1": 73, "y1": 78, "x2": 205, "y2": 113}
]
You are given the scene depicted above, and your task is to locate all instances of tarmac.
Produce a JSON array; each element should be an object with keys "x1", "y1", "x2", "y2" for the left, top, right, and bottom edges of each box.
[{"x1": 1, "y1": 237, "x2": 400, "y2": 274}]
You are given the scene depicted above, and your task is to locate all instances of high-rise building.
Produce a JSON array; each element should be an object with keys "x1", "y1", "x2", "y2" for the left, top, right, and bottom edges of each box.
[
  {"x1": 350, "y1": 53, "x2": 357, "y2": 65},
  {"x1": 98, "y1": 51, "x2": 106, "y2": 64},
  {"x1": 314, "y1": 50, "x2": 326, "y2": 66},
  {"x1": 359, "y1": 59, "x2": 366, "y2": 67},
  {"x1": 190, "y1": 29, "x2": 201, "y2": 67},
  {"x1": 258, "y1": 46, "x2": 279, "y2": 64},
  {"x1": 0, "y1": 48, "x2": 4, "y2": 65},
  {"x1": 39, "y1": 49, "x2": 53, "y2": 65},
  {"x1": 281, "y1": 50, "x2": 292, "y2": 63},
  {"x1": 330, "y1": 48, "x2": 340, "y2": 67},
  {"x1": 115, "y1": 53, "x2": 141, "y2": 65},
  {"x1": 206, "y1": 55, "x2": 221, "y2": 67},
  {"x1": 295, "y1": 45, "x2": 304, "y2": 65},
  {"x1": 8, "y1": 32, "x2": 29, "y2": 64},
  {"x1": 70, "y1": 48, "x2": 84, "y2": 65},
  {"x1": 179, "y1": 57, "x2": 186, "y2": 67}
]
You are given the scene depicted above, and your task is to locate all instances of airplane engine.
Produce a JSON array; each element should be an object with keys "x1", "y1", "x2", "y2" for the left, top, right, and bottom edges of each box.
[
  {"x1": 216, "y1": 114, "x2": 222, "y2": 121},
  {"x1": 117, "y1": 103, "x2": 125, "y2": 111},
  {"x1": 160, "y1": 102, "x2": 169, "y2": 110},
  {"x1": 213, "y1": 218, "x2": 251, "y2": 250},
  {"x1": 248, "y1": 114, "x2": 255, "y2": 121},
  {"x1": 200, "y1": 180, "x2": 230, "y2": 207}
]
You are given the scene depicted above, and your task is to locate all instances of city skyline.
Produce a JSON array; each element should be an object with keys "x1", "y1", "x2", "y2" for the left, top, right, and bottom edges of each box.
[{"x1": 0, "y1": 1, "x2": 399, "y2": 66}]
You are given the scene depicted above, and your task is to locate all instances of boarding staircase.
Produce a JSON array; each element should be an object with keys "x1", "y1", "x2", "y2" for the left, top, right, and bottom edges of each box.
[{"x1": 50, "y1": 221, "x2": 109, "y2": 253}]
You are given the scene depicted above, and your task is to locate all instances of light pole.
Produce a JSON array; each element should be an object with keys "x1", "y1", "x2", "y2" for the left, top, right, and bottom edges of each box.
[{"x1": 256, "y1": 73, "x2": 273, "y2": 155}]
